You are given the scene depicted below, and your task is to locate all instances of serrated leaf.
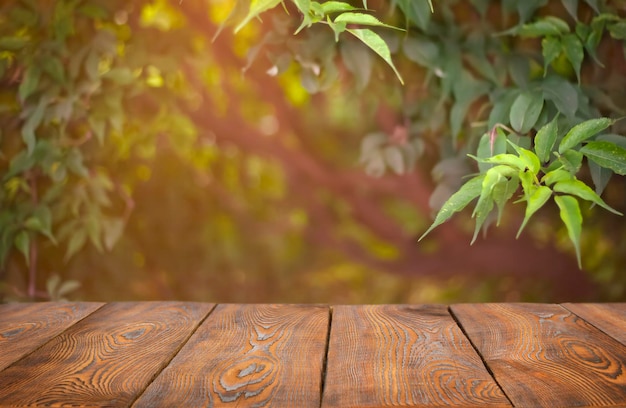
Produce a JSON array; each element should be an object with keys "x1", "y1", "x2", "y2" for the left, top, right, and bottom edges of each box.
[
  {"x1": 510, "y1": 91, "x2": 544, "y2": 134},
  {"x1": 542, "y1": 36, "x2": 562, "y2": 75},
  {"x1": 559, "y1": 117, "x2": 614, "y2": 153},
  {"x1": 554, "y1": 194, "x2": 582, "y2": 268},
  {"x1": 580, "y1": 141, "x2": 626, "y2": 175},
  {"x1": 14, "y1": 231, "x2": 30, "y2": 266},
  {"x1": 517, "y1": 185, "x2": 552, "y2": 238},
  {"x1": 562, "y1": 34, "x2": 584, "y2": 83},
  {"x1": 235, "y1": 0, "x2": 282, "y2": 33},
  {"x1": 554, "y1": 179, "x2": 622, "y2": 215},
  {"x1": 516, "y1": 146, "x2": 542, "y2": 175},
  {"x1": 419, "y1": 174, "x2": 485, "y2": 240},
  {"x1": 534, "y1": 115, "x2": 559, "y2": 163},
  {"x1": 347, "y1": 28, "x2": 403, "y2": 84}
]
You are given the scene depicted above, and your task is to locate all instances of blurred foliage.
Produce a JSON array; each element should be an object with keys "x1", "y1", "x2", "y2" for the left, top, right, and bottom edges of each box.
[{"x1": 1, "y1": 0, "x2": 626, "y2": 303}]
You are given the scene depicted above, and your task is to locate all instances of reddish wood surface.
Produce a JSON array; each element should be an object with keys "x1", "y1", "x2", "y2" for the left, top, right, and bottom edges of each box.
[
  {"x1": 563, "y1": 303, "x2": 626, "y2": 345},
  {"x1": 133, "y1": 304, "x2": 329, "y2": 408},
  {"x1": 0, "y1": 302, "x2": 103, "y2": 371},
  {"x1": 0, "y1": 302, "x2": 212, "y2": 406},
  {"x1": 1, "y1": 302, "x2": 626, "y2": 407},
  {"x1": 322, "y1": 305, "x2": 510, "y2": 407},
  {"x1": 451, "y1": 303, "x2": 626, "y2": 407}
]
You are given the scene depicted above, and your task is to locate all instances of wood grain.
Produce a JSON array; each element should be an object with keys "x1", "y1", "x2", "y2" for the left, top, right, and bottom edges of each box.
[
  {"x1": 0, "y1": 302, "x2": 212, "y2": 406},
  {"x1": 133, "y1": 304, "x2": 329, "y2": 408},
  {"x1": 451, "y1": 303, "x2": 626, "y2": 407},
  {"x1": 322, "y1": 305, "x2": 510, "y2": 407},
  {"x1": 563, "y1": 303, "x2": 626, "y2": 345},
  {"x1": 0, "y1": 302, "x2": 103, "y2": 372}
]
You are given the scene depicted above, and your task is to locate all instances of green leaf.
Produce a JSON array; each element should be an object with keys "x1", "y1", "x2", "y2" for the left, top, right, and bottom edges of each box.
[
  {"x1": 519, "y1": 170, "x2": 537, "y2": 200},
  {"x1": 516, "y1": 147, "x2": 542, "y2": 175},
  {"x1": 510, "y1": 91, "x2": 544, "y2": 134},
  {"x1": 558, "y1": 149, "x2": 583, "y2": 173},
  {"x1": 588, "y1": 160, "x2": 612, "y2": 195},
  {"x1": 42, "y1": 56, "x2": 66, "y2": 84},
  {"x1": 534, "y1": 115, "x2": 559, "y2": 163},
  {"x1": 492, "y1": 174, "x2": 519, "y2": 225},
  {"x1": 65, "y1": 228, "x2": 87, "y2": 261},
  {"x1": 340, "y1": 39, "x2": 373, "y2": 90},
  {"x1": 334, "y1": 12, "x2": 401, "y2": 30},
  {"x1": 22, "y1": 98, "x2": 47, "y2": 155},
  {"x1": 554, "y1": 179, "x2": 622, "y2": 215},
  {"x1": 474, "y1": 153, "x2": 527, "y2": 171},
  {"x1": 561, "y1": 33, "x2": 584, "y2": 83},
  {"x1": 476, "y1": 130, "x2": 507, "y2": 172},
  {"x1": 518, "y1": 17, "x2": 570, "y2": 37},
  {"x1": 57, "y1": 280, "x2": 81, "y2": 297},
  {"x1": 471, "y1": 170, "x2": 501, "y2": 244},
  {"x1": 517, "y1": 185, "x2": 552, "y2": 238},
  {"x1": 46, "y1": 274, "x2": 60, "y2": 296},
  {"x1": 103, "y1": 218, "x2": 125, "y2": 251},
  {"x1": 541, "y1": 76, "x2": 578, "y2": 119},
  {"x1": 347, "y1": 29, "x2": 403, "y2": 84},
  {"x1": 559, "y1": 117, "x2": 614, "y2": 153},
  {"x1": 235, "y1": 0, "x2": 282, "y2": 33},
  {"x1": 321, "y1": 2, "x2": 358, "y2": 14},
  {"x1": 14, "y1": 231, "x2": 30, "y2": 266},
  {"x1": 580, "y1": 141, "x2": 626, "y2": 175},
  {"x1": 0, "y1": 36, "x2": 29, "y2": 51},
  {"x1": 541, "y1": 36, "x2": 562, "y2": 75},
  {"x1": 419, "y1": 174, "x2": 485, "y2": 240},
  {"x1": 561, "y1": 0, "x2": 578, "y2": 20},
  {"x1": 542, "y1": 168, "x2": 574, "y2": 185},
  {"x1": 394, "y1": 0, "x2": 432, "y2": 30},
  {"x1": 402, "y1": 36, "x2": 440, "y2": 68},
  {"x1": 18, "y1": 65, "x2": 41, "y2": 102},
  {"x1": 554, "y1": 194, "x2": 582, "y2": 268}
]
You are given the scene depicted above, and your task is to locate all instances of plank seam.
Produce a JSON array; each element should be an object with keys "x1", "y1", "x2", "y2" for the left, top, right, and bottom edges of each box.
[
  {"x1": 319, "y1": 305, "x2": 333, "y2": 408},
  {"x1": 560, "y1": 303, "x2": 626, "y2": 348},
  {"x1": 127, "y1": 303, "x2": 219, "y2": 408},
  {"x1": 0, "y1": 302, "x2": 107, "y2": 374},
  {"x1": 447, "y1": 305, "x2": 516, "y2": 408}
]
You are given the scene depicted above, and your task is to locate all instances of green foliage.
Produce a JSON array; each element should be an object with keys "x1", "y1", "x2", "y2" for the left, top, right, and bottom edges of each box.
[{"x1": 3, "y1": 0, "x2": 626, "y2": 302}]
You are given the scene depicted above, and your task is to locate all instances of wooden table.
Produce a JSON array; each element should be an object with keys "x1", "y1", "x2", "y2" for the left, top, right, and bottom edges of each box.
[{"x1": 1, "y1": 303, "x2": 625, "y2": 407}]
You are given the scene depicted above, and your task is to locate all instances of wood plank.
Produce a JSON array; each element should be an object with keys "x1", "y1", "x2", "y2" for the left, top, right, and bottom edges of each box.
[
  {"x1": 0, "y1": 302, "x2": 213, "y2": 406},
  {"x1": 133, "y1": 304, "x2": 329, "y2": 408},
  {"x1": 322, "y1": 305, "x2": 510, "y2": 408},
  {"x1": 0, "y1": 302, "x2": 103, "y2": 372},
  {"x1": 451, "y1": 303, "x2": 626, "y2": 407},
  {"x1": 563, "y1": 303, "x2": 626, "y2": 345}
]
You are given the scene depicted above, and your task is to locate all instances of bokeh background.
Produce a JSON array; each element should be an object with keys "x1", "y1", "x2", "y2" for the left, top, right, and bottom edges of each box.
[{"x1": 1, "y1": 0, "x2": 625, "y2": 303}]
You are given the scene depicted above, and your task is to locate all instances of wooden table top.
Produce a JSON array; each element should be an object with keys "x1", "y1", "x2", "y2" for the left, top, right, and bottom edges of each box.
[{"x1": 0, "y1": 303, "x2": 625, "y2": 407}]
